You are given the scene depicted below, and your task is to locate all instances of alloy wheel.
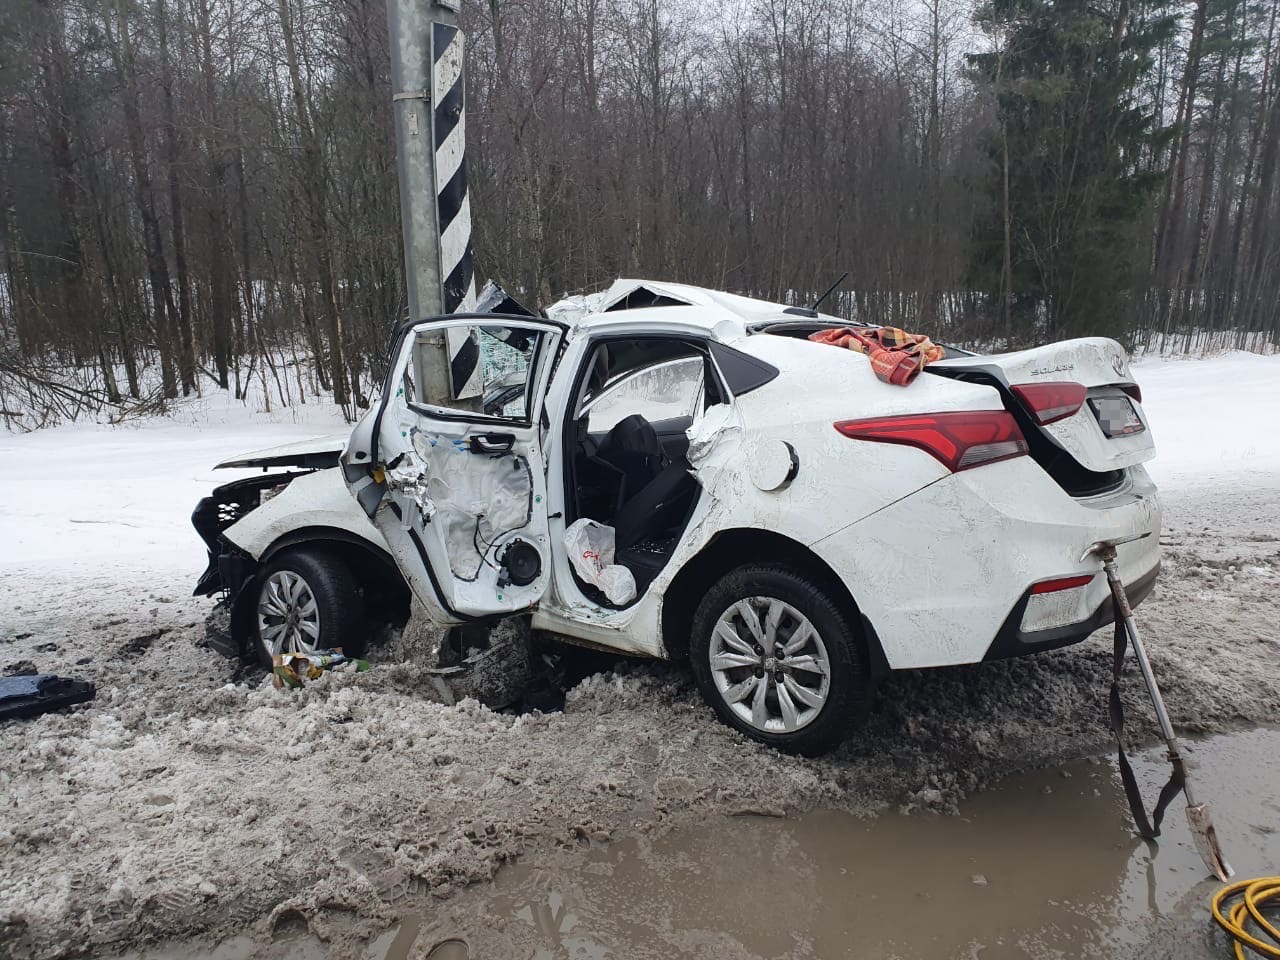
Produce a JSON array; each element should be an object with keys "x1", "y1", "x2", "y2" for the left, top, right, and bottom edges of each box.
[
  {"x1": 707, "y1": 596, "x2": 831, "y2": 734},
  {"x1": 257, "y1": 570, "x2": 322, "y2": 657}
]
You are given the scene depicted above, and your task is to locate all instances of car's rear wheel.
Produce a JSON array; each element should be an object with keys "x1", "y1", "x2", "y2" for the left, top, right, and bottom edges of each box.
[
  {"x1": 248, "y1": 548, "x2": 365, "y2": 669},
  {"x1": 690, "y1": 565, "x2": 869, "y2": 756}
]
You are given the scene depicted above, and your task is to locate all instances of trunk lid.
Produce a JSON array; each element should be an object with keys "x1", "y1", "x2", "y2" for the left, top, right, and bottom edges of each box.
[{"x1": 929, "y1": 337, "x2": 1154, "y2": 478}]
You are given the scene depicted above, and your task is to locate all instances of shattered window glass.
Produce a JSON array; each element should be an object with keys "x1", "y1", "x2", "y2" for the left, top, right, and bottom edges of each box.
[
  {"x1": 478, "y1": 327, "x2": 535, "y2": 419},
  {"x1": 407, "y1": 323, "x2": 544, "y2": 422}
]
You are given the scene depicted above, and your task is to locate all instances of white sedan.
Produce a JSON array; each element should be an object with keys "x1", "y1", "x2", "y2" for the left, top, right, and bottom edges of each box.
[{"x1": 194, "y1": 280, "x2": 1160, "y2": 755}]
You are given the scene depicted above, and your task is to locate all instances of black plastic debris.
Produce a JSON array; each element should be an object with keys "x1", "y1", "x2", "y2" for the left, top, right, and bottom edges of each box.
[{"x1": 0, "y1": 674, "x2": 96, "y2": 721}]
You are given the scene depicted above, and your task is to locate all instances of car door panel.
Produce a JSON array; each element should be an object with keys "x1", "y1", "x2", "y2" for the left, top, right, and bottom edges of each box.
[{"x1": 343, "y1": 316, "x2": 565, "y2": 626}]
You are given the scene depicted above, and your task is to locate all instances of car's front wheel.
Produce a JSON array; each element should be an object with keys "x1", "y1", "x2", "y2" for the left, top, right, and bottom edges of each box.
[
  {"x1": 690, "y1": 565, "x2": 869, "y2": 756},
  {"x1": 248, "y1": 548, "x2": 365, "y2": 669}
]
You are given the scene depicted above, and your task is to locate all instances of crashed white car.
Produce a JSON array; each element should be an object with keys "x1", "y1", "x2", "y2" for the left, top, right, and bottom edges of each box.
[{"x1": 193, "y1": 280, "x2": 1160, "y2": 754}]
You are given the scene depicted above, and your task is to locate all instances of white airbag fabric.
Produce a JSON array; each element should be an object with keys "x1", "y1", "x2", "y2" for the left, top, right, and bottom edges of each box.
[{"x1": 563, "y1": 518, "x2": 637, "y2": 605}]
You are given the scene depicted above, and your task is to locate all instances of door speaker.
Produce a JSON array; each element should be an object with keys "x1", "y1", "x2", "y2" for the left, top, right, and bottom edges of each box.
[{"x1": 500, "y1": 539, "x2": 541, "y2": 586}]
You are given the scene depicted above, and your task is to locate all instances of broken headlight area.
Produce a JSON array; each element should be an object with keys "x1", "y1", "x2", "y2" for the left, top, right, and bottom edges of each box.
[{"x1": 190, "y1": 472, "x2": 307, "y2": 597}]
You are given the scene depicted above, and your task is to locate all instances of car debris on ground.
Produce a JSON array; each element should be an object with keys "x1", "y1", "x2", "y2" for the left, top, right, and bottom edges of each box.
[
  {"x1": 271, "y1": 650, "x2": 370, "y2": 689},
  {"x1": 0, "y1": 672, "x2": 95, "y2": 722}
]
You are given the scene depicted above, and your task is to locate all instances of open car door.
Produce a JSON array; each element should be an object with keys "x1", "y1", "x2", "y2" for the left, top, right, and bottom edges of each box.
[{"x1": 343, "y1": 315, "x2": 566, "y2": 626}]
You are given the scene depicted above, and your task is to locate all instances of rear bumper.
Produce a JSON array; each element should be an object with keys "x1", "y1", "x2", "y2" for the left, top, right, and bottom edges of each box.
[
  {"x1": 810, "y1": 459, "x2": 1162, "y2": 669},
  {"x1": 982, "y1": 559, "x2": 1160, "y2": 661}
]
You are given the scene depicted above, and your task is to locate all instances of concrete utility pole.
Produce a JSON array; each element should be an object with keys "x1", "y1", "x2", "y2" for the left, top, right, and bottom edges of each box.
[{"x1": 386, "y1": 0, "x2": 480, "y2": 407}]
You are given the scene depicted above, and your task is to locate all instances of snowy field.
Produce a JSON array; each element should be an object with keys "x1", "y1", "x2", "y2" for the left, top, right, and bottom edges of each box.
[
  {"x1": 0, "y1": 352, "x2": 1278, "y2": 958},
  {"x1": 1131, "y1": 351, "x2": 1280, "y2": 488},
  {"x1": 0, "y1": 387, "x2": 349, "y2": 578}
]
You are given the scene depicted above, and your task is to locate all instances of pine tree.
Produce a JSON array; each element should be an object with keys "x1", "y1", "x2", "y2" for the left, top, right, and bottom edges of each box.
[{"x1": 969, "y1": 0, "x2": 1179, "y2": 342}]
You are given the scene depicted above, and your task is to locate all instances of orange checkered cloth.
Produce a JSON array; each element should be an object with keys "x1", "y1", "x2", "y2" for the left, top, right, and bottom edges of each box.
[{"x1": 808, "y1": 326, "x2": 946, "y2": 386}]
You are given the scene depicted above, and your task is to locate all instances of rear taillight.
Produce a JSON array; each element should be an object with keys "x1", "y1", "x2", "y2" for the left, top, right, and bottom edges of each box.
[
  {"x1": 833, "y1": 411, "x2": 1029, "y2": 472},
  {"x1": 1010, "y1": 381, "x2": 1087, "y2": 425},
  {"x1": 1121, "y1": 384, "x2": 1142, "y2": 404}
]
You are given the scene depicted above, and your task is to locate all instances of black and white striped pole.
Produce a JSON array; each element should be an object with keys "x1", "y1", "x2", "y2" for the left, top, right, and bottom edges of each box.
[
  {"x1": 432, "y1": 19, "x2": 481, "y2": 400},
  {"x1": 387, "y1": 0, "x2": 480, "y2": 404},
  {"x1": 432, "y1": 21, "x2": 474, "y2": 315}
]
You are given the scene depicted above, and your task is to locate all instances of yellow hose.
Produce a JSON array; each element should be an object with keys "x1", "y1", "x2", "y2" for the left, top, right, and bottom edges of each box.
[{"x1": 1212, "y1": 877, "x2": 1280, "y2": 959}]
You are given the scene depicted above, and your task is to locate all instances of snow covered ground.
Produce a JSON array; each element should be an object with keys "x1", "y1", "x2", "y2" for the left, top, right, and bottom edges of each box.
[
  {"x1": 1133, "y1": 351, "x2": 1280, "y2": 490},
  {"x1": 0, "y1": 352, "x2": 1278, "y2": 958},
  {"x1": 0, "y1": 387, "x2": 348, "y2": 577}
]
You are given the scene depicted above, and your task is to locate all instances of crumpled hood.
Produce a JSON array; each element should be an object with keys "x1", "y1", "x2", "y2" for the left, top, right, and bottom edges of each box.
[{"x1": 215, "y1": 435, "x2": 347, "y2": 470}]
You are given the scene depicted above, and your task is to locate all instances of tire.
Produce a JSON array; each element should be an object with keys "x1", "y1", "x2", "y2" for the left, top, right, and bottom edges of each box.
[
  {"x1": 689, "y1": 564, "x2": 870, "y2": 756},
  {"x1": 246, "y1": 548, "x2": 365, "y2": 670}
]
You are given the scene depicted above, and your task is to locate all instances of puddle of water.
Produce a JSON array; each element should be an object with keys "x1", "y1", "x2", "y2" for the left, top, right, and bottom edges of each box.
[
  {"x1": 478, "y1": 727, "x2": 1280, "y2": 960},
  {"x1": 117, "y1": 727, "x2": 1280, "y2": 960}
]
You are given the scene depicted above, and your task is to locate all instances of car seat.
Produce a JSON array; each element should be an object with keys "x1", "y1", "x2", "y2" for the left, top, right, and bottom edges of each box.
[
  {"x1": 613, "y1": 457, "x2": 696, "y2": 551},
  {"x1": 601, "y1": 413, "x2": 666, "y2": 499}
]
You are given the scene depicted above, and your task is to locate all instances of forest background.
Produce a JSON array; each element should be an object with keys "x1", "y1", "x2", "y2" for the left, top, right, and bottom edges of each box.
[{"x1": 1, "y1": 0, "x2": 1276, "y2": 422}]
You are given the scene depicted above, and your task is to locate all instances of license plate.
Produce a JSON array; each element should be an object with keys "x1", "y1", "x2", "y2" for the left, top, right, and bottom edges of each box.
[{"x1": 1089, "y1": 396, "x2": 1144, "y2": 438}]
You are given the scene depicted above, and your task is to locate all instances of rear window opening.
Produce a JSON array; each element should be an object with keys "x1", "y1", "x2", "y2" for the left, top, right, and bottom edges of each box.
[
  {"x1": 754, "y1": 319, "x2": 856, "y2": 339},
  {"x1": 753, "y1": 319, "x2": 977, "y2": 357}
]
